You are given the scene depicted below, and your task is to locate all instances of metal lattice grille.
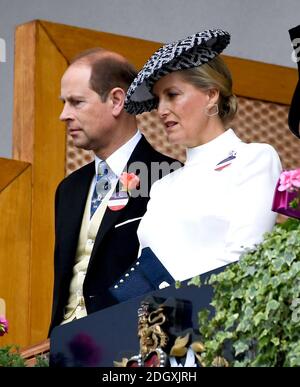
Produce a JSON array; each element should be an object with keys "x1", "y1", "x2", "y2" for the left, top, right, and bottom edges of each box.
[{"x1": 66, "y1": 96, "x2": 298, "y2": 175}]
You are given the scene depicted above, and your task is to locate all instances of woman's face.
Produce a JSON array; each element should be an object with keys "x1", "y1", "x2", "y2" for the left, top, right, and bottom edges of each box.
[{"x1": 153, "y1": 71, "x2": 220, "y2": 147}]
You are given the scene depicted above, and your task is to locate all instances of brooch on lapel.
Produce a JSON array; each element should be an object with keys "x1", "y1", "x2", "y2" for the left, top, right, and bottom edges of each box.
[
  {"x1": 214, "y1": 151, "x2": 237, "y2": 171},
  {"x1": 108, "y1": 172, "x2": 140, "y2": 211}
]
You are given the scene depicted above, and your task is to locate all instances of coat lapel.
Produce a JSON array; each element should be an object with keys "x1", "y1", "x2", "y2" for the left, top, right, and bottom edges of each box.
[{"x1": 92, "y1": 198, "x2": 131, "y2": 250}]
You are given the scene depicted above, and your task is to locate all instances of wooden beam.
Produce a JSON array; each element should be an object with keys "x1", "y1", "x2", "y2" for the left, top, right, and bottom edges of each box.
[
  {"x1": 40, "y1": 20, "x2": 162, "y2": 68},
  {"x1": 41, "y1": 20, "x2": 298, "y2": 105},
  {"x1": 0, "y1": 161, "x2": 32, "y2": 347},
  {"x1": 13, "y1": 21, "x2": 36, "y2": 162},
  {"x1": 13, "y1": 20, "x2": 67, "y2": 344},
  {"x1": 30, "y1": 22, "x2": 67, "y2": 343},
  {"x1": 223, "y1": 55, "x2": 298, "y2": 105},
  {"x1": 0, "y1": 158, "x2": 30, "y2": 191}
]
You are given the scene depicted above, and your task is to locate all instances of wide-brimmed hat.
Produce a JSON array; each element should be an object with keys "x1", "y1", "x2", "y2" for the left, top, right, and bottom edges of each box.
[
  {"x1": 125, "y1": 29, "x2": 230, "y2": 115},
  {"x1": 288, "y1": 25, "x2": 300, "y2": 138}
]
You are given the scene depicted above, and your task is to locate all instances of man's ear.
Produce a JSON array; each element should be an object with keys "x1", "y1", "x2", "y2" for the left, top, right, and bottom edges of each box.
[{"x1": 109, "y1": 87, "x2": 125, "y2": 117}]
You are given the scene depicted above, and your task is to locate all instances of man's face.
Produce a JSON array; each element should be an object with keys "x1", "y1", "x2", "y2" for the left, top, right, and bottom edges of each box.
[{"x1": 60, "y1": 64, "x2": 114, "y2": 155}]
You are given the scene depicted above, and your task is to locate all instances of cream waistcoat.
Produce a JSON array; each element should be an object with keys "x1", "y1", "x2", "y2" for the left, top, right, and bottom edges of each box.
[{"x1": 61, "y1": 183, "x2": 114, "y2": 324}]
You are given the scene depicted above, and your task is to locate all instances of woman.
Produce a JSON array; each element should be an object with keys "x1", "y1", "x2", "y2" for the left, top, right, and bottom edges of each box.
[{"x1": 110, "y1": 29, "x2": 282, "y2": 299}]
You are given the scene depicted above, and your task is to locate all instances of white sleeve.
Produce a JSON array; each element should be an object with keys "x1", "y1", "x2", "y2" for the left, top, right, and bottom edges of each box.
[{"x1": 224, "y1": 143, "x2": 282, "y2": 263}]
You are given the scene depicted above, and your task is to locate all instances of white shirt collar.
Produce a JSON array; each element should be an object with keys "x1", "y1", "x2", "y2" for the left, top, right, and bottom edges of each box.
[{"x1": 94, "y1": 130, "x2": 142, "y2": 177}]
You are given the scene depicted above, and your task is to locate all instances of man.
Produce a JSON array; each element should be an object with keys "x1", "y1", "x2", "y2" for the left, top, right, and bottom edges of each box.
[{"x1": 49, "y1": 48, "x2": 180, "y2": 334}]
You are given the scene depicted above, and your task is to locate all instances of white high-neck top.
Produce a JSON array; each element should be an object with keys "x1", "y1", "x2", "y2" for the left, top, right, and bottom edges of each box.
[{"x1": 138, "y1": 129, "x2": 282, "y2": 281}]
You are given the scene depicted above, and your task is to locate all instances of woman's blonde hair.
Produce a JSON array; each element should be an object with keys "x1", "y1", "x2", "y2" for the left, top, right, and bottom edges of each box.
[{"x1": 179, "y1": 56, "x2": 237, "y2": 126}]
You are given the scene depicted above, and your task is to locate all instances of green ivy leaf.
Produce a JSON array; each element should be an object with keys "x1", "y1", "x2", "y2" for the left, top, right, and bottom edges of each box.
[
  {"x1": 187, "y1": 275, "x2": 201, "y2": 287},
  {"x1": 175, "y1": 280, "x2": 181, "y2": 289},
  {"x1": 291, "y1": 308, "x2": 300, "y2": 323},
  {"x1": 271, "y1": 337, "x2": 280, "y2": 346},
  {"x1": 243, "y1": 306, "x2": 254, "y2": 318},
  {"x1": 233, "y1": 340, "x2": 249, "y2": 356},
  {"x1": 253, "y1": 311, "x2": 266, "y2": 326},
  {"x1": 291, "y1": 298, "x2": 300, "y2": 309},
  {"x1": 283, "y1": 250, "x2": 297, "y2": 266},
  {"x1": 245, "y1": 265, "x2": 256, "y2": 276},
  {"x1": 236, "y1": 319, "x2": 252, "y2": 333},
  {"x1": 224, "y1": 313, "x2": 239, "y2": 330},
  {"x1": 290, "y1": 262, "x2": 300, "y2": 277},
  {"x1": 272, "y1": 257, "x2": 286, "y2": 272},
  {"x1": 266, "y1": 300, "x2": 280, "y2": 314}
]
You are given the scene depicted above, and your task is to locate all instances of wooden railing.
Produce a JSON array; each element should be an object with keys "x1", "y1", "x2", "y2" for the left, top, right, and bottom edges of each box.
[{"x1": 20, "y1": 339, "x2": 50, "y2": 367}]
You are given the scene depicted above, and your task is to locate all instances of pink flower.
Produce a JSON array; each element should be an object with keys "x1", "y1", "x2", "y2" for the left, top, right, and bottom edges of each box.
[
  {"x1": 0, "y1": 316, "x2": 8, "y2": 336},
  {"x1": 120, "y1": 172, "x2": 140, "y2": 192},
  {"x1": 278, "y1": 169, "x2": 300, "y2": 192}
]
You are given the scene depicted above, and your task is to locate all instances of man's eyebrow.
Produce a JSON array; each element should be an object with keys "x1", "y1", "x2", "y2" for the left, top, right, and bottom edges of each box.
[{"x1": 59, "y1": 95, "x2": 84, "y2": 101}]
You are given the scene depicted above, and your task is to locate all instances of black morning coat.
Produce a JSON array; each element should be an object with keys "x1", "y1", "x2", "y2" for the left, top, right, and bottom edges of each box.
[{"x1": 49, "y1": 135, "x2": 180, "y2": 334}]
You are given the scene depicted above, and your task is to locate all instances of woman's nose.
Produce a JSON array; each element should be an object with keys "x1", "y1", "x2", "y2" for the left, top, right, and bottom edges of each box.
[{"x1": 157, "y1": 100, "x2": 169, "y2": 119}]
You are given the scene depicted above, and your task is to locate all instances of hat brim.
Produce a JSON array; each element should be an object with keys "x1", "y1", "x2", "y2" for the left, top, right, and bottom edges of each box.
[
  {"x1": 288, "y1": 80, "x2": 300, "y2": 138},
  {"x1": 125, "y1": 29, "x2": 230, "y2": 115}
]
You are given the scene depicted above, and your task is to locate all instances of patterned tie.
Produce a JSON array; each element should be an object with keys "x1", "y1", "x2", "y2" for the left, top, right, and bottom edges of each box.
[{"x1": 90, "y1": 160, "x2": 114, "y2": 218}]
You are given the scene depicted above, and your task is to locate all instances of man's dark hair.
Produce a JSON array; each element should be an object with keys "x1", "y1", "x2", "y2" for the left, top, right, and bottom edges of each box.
[{"x1": 70, "y1": 48, "x2": 137, "y2": 101}]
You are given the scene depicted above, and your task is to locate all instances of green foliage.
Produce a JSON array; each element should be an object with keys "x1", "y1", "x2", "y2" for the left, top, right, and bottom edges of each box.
[
  {"x1": 0, "y1": 345, "x2": 49, "y2": 367},
  {"x1": 0, "y1": 345, "x2": 26, "y2": 367},
  {"x1": 175, "y1": 280, "x2": 182, "y2": 289},
  {"x1": 35, "y1": 354, "x2": 50, "y2": 367},
  {"x1": 198, "y1": 218, "x2": 300, "y2": 367},
  {"x1": 187, "y1": 275, "x2": 201, "y2": 287}
]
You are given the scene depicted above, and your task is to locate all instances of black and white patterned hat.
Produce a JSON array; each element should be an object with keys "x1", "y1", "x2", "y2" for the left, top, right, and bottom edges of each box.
[
  {"x1": 125, "y1": 29, "x2": 230, "y2": 115},
  {"x1": 288, "y1": 25, "x2": 300, "y2": 138}
]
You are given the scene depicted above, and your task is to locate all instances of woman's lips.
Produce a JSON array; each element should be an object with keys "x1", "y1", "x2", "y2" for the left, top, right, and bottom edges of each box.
[{"x1": 164, "y1": 122, "x2": 178, "y2": 133}]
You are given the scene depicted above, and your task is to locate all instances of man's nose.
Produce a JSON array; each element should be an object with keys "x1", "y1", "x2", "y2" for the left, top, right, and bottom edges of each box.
[{"x1": 59, "y1": 103, "x2": 72, "y2": 121}]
